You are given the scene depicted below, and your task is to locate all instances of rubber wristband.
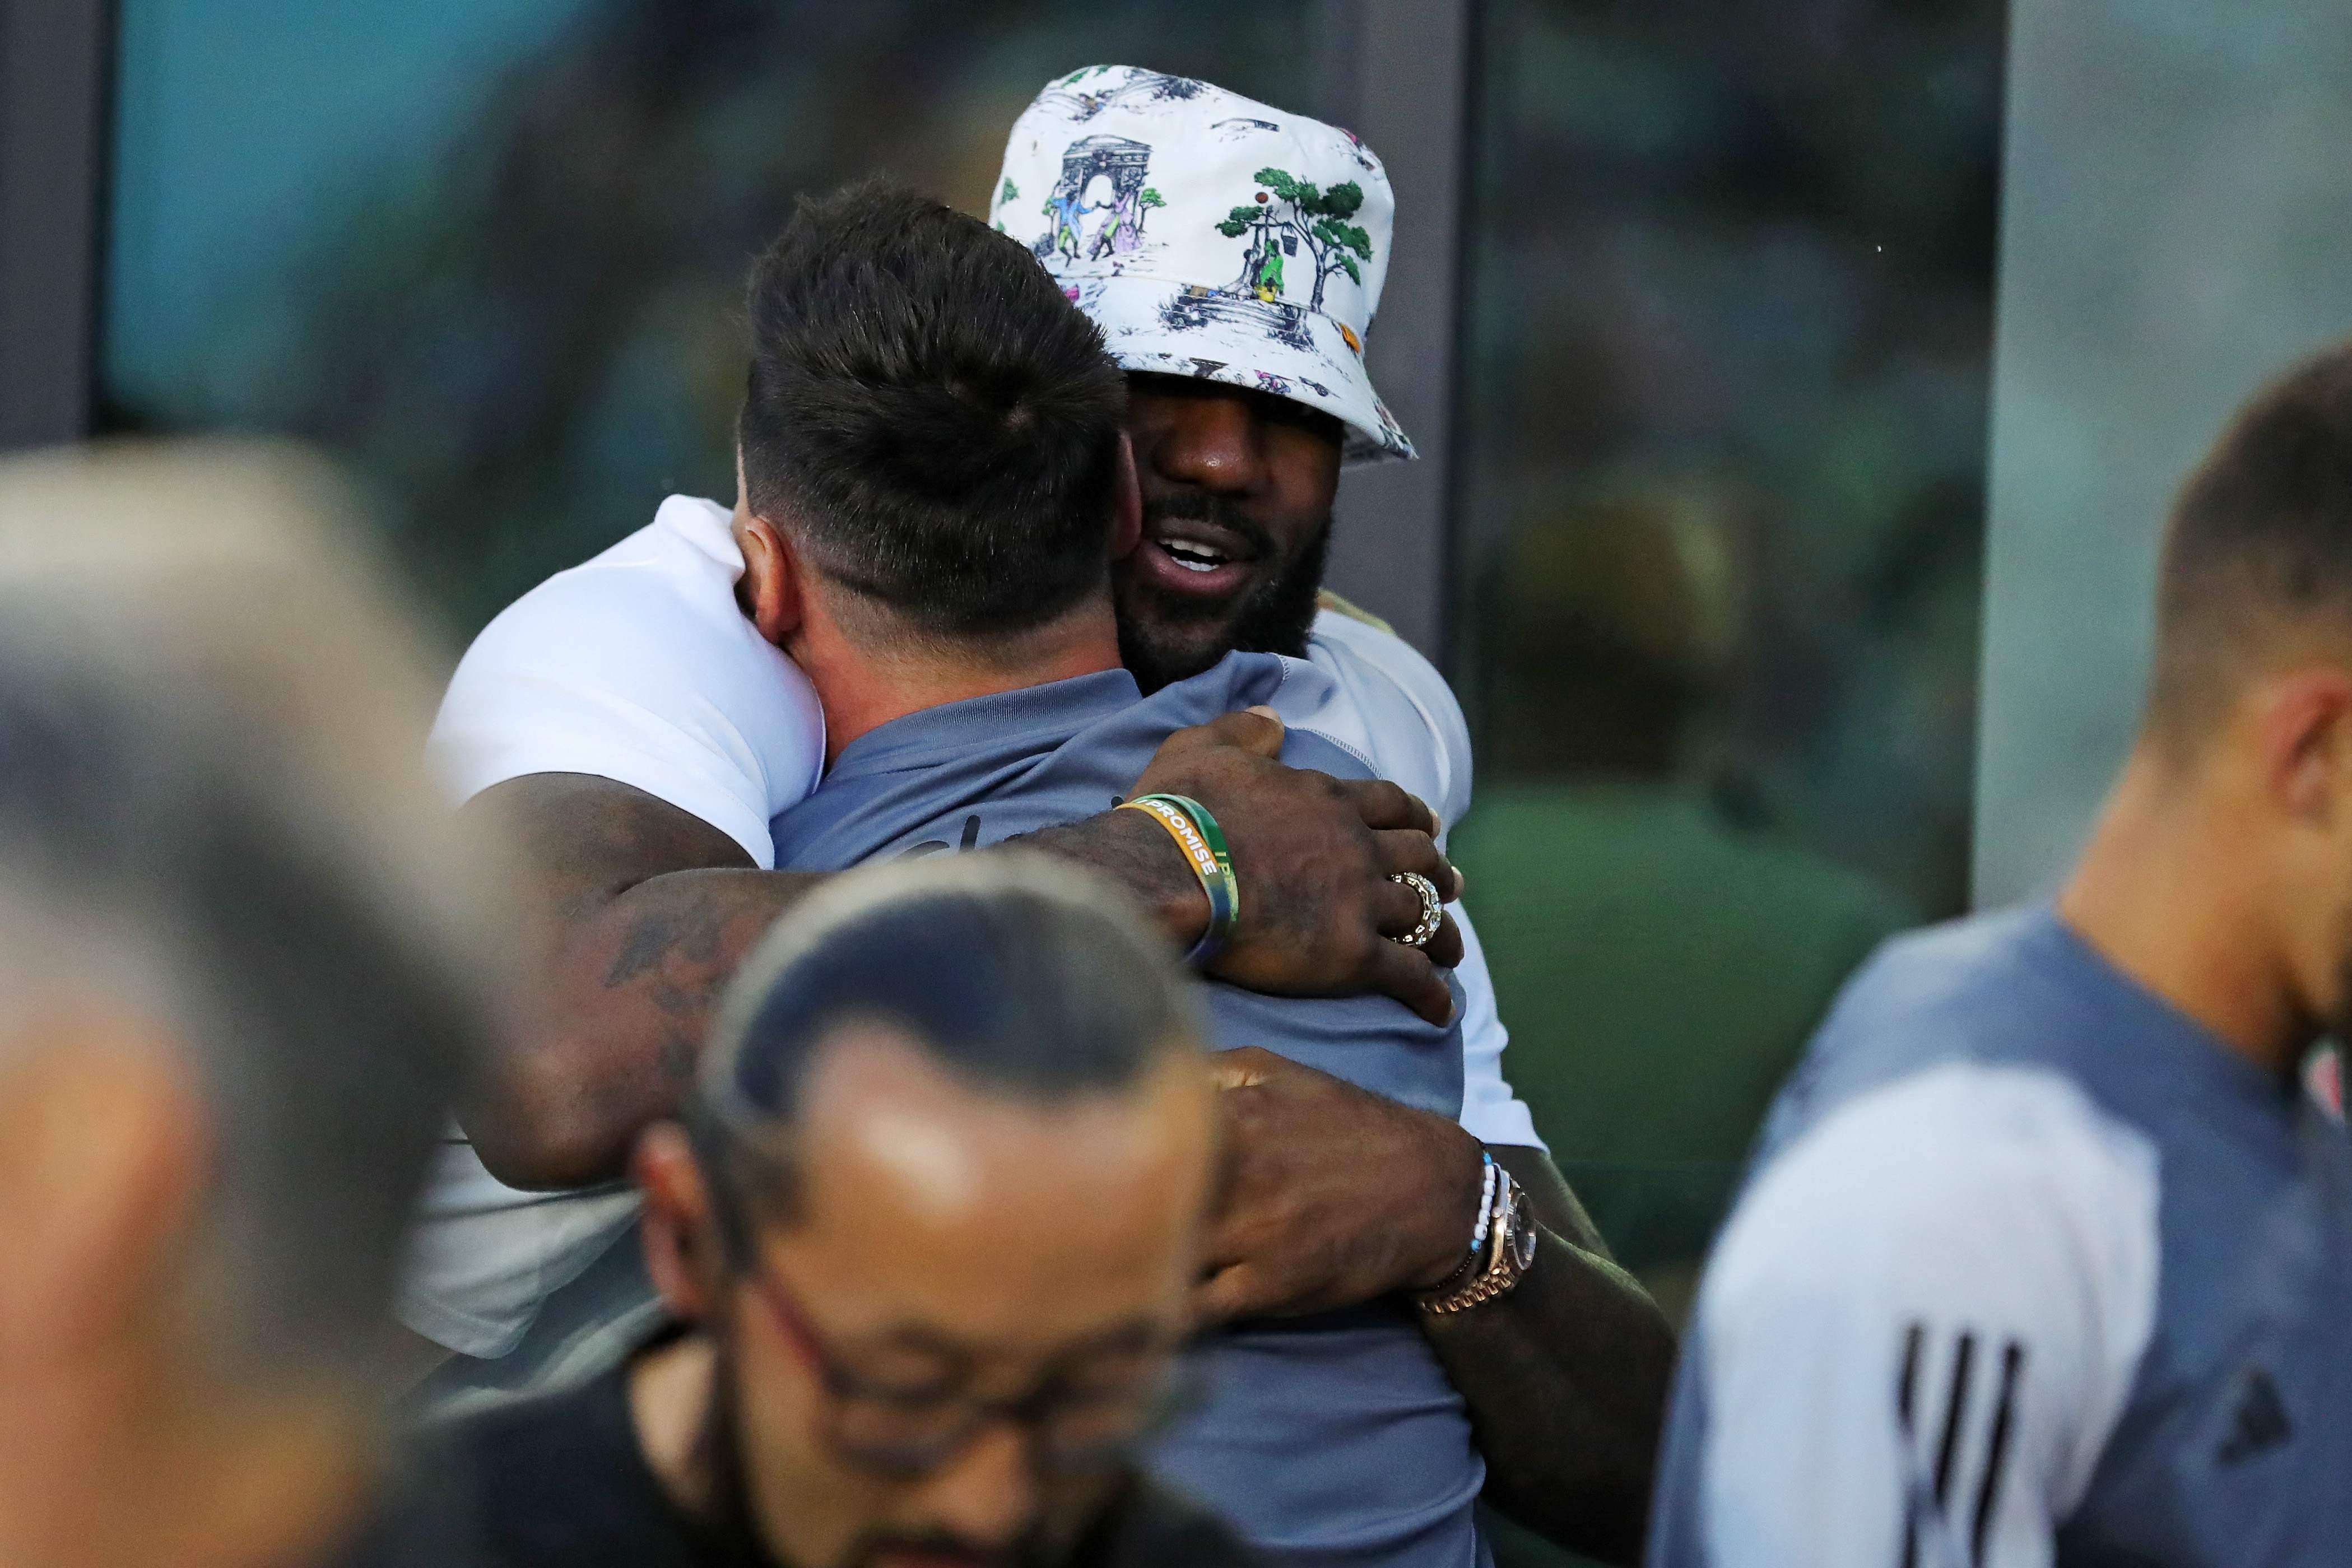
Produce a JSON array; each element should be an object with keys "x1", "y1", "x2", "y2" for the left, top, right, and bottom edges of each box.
[
  {"x1": 1119, "y1": 793, "x2": 1239, "y2": 964},
  {"x1": 1147, "y1": 796, "x2": 1239, "y2": 945}
]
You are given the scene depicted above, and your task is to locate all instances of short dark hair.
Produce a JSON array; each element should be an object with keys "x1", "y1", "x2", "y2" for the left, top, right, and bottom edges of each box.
[
  {"x1": 737, "y1": 180, "x2": 1129, "y2": 640},
  {"x1": 687, "y1": 857, "x2": 1199, "y2": 1246},
  {"x1": 2151, "y1": 342, "x2": 2352, "y2": 741}
]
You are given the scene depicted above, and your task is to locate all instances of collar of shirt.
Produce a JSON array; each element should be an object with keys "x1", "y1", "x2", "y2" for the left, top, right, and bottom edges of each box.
[
  {"x1": 2030, "y1": 903, "x2": 2308, "y2": 1157},
  {"x1": 822, "y1": 669, "x2": 1146, "y2": 784}
]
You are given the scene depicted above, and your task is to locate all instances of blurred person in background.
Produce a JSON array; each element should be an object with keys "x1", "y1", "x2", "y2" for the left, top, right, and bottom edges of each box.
[
  {"x1": 1449, "y1": 488, "x2": 1912, "y2": 1324},
  {"x1": 417, "y1": 171, "x2": 1672, "y2": 1566},
  {"x1": 1648, "y1": 345, "x2": 2352, "y2": 1565},
  {"x1": 0, "y1": 445, "x2": 508, "y2": 1568},
  {"x1": 375, "y1": 855, "x2": 1258, "y2": 1567}
]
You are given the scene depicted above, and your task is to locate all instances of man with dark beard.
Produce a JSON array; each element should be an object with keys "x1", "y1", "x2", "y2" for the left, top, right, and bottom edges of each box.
[{"x1": 370, "y1": 857, "x2": 1260, "y2": 1568}]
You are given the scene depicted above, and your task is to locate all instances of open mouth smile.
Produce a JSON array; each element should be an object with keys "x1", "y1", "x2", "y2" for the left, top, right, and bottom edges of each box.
[{"x1": 1135, "y1": 517, "x2": 1263, "y2": 599}]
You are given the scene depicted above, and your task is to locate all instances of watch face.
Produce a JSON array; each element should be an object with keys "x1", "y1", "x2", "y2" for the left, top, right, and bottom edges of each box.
[
  {"x1": 1505, "y1": 1213, "x2": 1542, "y2": 1278},
  {"x1": 1507, "y1": 1203, "x2": 1538, "y2": 1271}
]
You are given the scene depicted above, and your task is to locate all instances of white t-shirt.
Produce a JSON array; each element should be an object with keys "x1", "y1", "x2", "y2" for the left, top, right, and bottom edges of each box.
[{"x1": 404, "y1": 494, "x2": 1540, "y2": 1355}]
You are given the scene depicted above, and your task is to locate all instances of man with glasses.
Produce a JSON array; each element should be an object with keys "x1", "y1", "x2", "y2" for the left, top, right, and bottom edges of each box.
[{"x1": 379, "y1": 855, "x2": 1256, "y2": 1568}]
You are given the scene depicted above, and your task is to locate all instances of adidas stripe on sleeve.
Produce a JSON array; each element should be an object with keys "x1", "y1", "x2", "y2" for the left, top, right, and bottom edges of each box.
[{"x1": 1686, "y1": 1063, "x2": 2160, "y2": 1568}]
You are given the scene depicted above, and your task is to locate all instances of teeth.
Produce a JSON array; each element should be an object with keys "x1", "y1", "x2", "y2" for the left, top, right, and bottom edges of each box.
[{"x1": 1161, "y1": 541, "x2": 1230, "y2": 571}]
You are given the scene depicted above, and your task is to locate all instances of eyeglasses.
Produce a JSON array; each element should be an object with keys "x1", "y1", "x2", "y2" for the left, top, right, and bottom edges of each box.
[{"x1": 738, "y1": 1253, "x2": 1195, "y2": 1481}]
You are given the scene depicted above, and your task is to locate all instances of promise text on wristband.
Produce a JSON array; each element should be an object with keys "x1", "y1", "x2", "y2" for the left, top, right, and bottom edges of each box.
[{"x1": 1117, "y1": 793, "x2": 1239, "y2": 963}]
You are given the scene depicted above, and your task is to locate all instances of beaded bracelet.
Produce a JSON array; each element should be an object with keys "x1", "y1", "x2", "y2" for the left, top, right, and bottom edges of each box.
[
  {"x1": 1424, "y1": 1152, "x2": 1499, "y2": 1296},
  {"x1": 1118, "y1": 793, "x2": 1240, "y2": 964}
]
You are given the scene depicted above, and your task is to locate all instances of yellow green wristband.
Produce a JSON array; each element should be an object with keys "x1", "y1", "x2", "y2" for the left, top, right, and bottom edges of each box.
[{"x1": 1119, "y1": 793, "x2": 1239, "y2": 964}]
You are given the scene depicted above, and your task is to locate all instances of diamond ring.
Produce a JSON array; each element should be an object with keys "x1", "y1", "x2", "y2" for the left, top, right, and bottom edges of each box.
[{"x1": 1387, "y1": 871, "x2": 1443, "y2": 948}]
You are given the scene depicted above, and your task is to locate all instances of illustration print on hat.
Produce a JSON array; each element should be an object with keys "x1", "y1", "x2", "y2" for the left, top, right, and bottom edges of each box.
[{"x1": 991, "y1": 64, "x2": 1415, "y2": 466}]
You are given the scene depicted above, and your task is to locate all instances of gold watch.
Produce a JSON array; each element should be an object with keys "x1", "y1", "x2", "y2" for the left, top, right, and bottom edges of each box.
[{"x1": 1418, "y1": 1170, "x2": 1538, "y2": 1315}]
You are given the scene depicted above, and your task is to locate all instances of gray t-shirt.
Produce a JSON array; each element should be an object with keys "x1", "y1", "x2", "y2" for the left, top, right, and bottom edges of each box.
[
  {"x1": 775, "y1": 654, "x2": 1484, "y2": 1568},
  {"x1": 1648, "y1": 904, "x2": 2352, "y2": 1566}
]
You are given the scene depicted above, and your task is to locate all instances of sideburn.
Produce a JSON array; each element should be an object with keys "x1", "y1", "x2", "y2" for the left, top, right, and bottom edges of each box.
[{"x1": 694, "y1": 1331, "x2": 779, "y2": 1568}]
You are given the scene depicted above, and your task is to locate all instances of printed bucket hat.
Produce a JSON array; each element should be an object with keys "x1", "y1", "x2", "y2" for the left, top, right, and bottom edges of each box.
[{"x1": 991, "y1": 64, "x2": 1415, "y2": 466}]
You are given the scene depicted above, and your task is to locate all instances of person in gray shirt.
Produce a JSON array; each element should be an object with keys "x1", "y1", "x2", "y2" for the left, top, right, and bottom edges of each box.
[
  {"x1": 1648, "y1": 343, "x2": 2352, "y2": 1565},
  {"x1": 700, "y1": 182, "x2": 1673, "y2": 1567}
]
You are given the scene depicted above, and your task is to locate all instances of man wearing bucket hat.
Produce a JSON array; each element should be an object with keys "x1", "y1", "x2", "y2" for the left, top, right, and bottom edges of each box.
[
  {"x1": 408, "y1": 72, "x2": 1670, "y2": 1566},
  {"x1": 981, "y1": 68, "x2": 1672, "y2": 1564},
  {"x1": 989, "y1": 67, "x2": 1417, "y2": 710}
]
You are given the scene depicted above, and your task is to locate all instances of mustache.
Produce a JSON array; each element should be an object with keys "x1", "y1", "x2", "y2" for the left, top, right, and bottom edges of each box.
[
  {"x1": 844, "y1": 1531, "x2": 1026, "y2": 1568},
  {"x1": 1137, "y1": 492, "x2": 1278, "y2": 561}
]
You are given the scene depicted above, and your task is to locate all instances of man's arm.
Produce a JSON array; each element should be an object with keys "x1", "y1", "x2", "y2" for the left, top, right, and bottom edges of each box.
[
  {"x1": 463, "y1": 710, "x2": 1463, "y2": 1188},
  {"x1": 1426, "y1": 1148, "x2": 1675, "y2": 1565},
  {"x1": 1194, "y1": 1050, "x2": 1676, "y2": 1566}
]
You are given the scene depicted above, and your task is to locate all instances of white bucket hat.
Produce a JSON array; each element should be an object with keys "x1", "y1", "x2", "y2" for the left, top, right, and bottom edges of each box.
[{"x1": 991, "y1": 64, "x2": 1415, "y2": 466}]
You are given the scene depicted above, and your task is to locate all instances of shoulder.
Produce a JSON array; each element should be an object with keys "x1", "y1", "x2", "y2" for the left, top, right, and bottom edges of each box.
[
  {"x1": 1708, "y1": 1061, "x2": 2159, "y2": 1428},
  {"x1": 1767, "y1": 907, "x2": 2074, "y2": 1134},
  {"x1": 1674, "y1": 1060, "x2": 2161, "y2": 1559},
  {"x1": 1301, "y1": 602, "x2": 1473, "y2": 829},
  {"x1": 419, "y1": 1369, "x2": 679, "y2": 1565},
  {"x1": 1086, "y1": 1473, "x2": 1268, "y2": 1567},
  {"x1": 457, "y1": 496, "x2": 749, "y2": 663},
  {"x1": 1721, "y1": 1060, "x2": 2160, "y2": 1296},
  {"x1": 349, "y1": 1370, "x2": 654, "y2": 1567},
  {"x1": 430, "y1": 496, "x2": 824, "y2": 851}
]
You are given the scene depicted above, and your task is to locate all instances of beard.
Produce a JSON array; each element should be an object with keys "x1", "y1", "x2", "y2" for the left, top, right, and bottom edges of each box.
[
  {"x1": 1115, "y1": 492, "x2": 1333, "y2": 694},
  {"x1": 699, "y1": 1333, "x2": 1060, "y2": 1568}
]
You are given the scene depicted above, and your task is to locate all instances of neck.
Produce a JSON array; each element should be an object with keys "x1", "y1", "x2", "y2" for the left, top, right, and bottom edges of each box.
[
  {"x1": 2057, "y1": 743, "x2": 2309, "y2": 1082},
  {"x1": 792, "y1": 595, "x2": 1124, "y2": 766},
  {"x1": 631, "y1": 1331, "x2": 723, "y2": 1522},
  {"x1": 0, "y1": 1356, "x2": 368, "y2": 1568}
]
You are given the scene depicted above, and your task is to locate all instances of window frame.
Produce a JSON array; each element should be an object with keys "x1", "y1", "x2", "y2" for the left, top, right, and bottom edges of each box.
[{"x1": 0, "y1": 0, "x2": 114, "y2": 452}]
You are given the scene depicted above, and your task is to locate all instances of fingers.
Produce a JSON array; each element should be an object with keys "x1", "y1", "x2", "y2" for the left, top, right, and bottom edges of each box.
[
  {"x1": 1205, "y1": 1045, "x2": 1280, "y2": 1091},
  {"x1": 1193, "y1": 1263, "x2": 1267, "y2": 1327},
  {"x1": 1420, "y1": 910, "x2": 1465, "y2": 970},
  {"x1": 1135, "y1": 706, "x2": 1287, "y2": 775},
  {"x1": 1372, "y1": 827, "x2": 1464, "y2": 902},
  {"x1": 1370, "y1": 874, "x2": 1428, "y2": 941},
  {"x1": 1338, "y1": 776, "x2": 1431, "y2": 834},
  {"x1": 1206, "y1": 706, "x2": 1287, "y2": 757},
  {"x1": 1364, "y1": 872, "x2": 1463, "y2": 977},
  {"x1": 1366, "y1": 937, "x2": 1456, "y2": 1027}
]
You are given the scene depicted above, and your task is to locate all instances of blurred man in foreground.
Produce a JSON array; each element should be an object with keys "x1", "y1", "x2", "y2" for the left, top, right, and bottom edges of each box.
[
  {"x1": 1650, "y1": 346, "x2": 2352, "y2": 1564},
  {"x1": 0, "y1": 445, "x2": 504, "y2": 1567},
  {"x1": 382, "y1": 857, "x2": 1257, "y2": 1567}
]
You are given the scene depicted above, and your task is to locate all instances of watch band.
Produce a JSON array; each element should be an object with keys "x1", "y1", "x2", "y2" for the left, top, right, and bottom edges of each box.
[{"x1": 1417, "y1": 1170, "x2": 1538, "y2": 1315}]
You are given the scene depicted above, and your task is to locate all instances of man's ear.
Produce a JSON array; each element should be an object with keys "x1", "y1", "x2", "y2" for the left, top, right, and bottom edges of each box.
[
  {"x1": 636, "y1": 1123, "x2": 722, "y2": 1324},
  {"x1": 0, "y1": 1019, "x2": 204, "y2": 1364},
  {"x1": 1108, "y1": 431, "x2": 1142, "y2": 561},
  {"x1": 2261, "y1": 667, "x2": 2352, "y2": 823},
  {"x1": 732, "y1": 511, "x2": 805, "y2": 649}
]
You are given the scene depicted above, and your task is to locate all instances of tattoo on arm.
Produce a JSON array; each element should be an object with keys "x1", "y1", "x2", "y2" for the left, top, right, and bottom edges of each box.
[{"x1": 457, "y1": 773, "x2": 818, "y2": 1185}]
